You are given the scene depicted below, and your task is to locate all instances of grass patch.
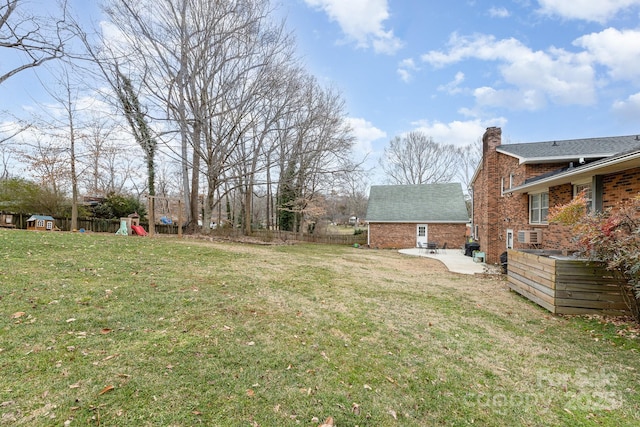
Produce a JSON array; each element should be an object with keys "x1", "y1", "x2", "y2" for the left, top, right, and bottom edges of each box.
[{"x1": 1, "y1": 230, "x2": 640, "y2": 426}]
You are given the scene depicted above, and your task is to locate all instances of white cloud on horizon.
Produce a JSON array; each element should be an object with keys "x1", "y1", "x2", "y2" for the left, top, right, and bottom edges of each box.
[
  {"x1": 409, "y1": 118, "x2": 507, "y2": 147},
  {"x1": 346, "y1": 117, "x2": 387, "y2": 157},
  {"x1": 303, "y1": 0, "x2": 403, "y2": 54},
  {"x1": 537, "y1": 0, "x2": 640, "y2": 23},
  {"x1": 612, "y1": 92, "x2": 640, "y2": 121}
]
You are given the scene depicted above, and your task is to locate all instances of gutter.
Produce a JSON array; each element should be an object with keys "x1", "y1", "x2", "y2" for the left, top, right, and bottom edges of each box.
[{"x1": 495, "y1": 148, "x2": 617, "y2": 165}]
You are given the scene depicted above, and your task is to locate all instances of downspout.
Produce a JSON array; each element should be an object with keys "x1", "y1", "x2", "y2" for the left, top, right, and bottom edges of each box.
[
  {"x1": 367, "y1": 222, "x2": 370, "y2": 247},
  {"x1": 469, "y1": 186, "x2": 474, "y2": 239}
]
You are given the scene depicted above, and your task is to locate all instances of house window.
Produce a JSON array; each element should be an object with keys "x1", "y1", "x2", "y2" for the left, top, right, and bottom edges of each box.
[
  {"x1": 529, "y1": 192, "x2": 549, "y2": 224},
  {"x1": 573, "y1": 182, "x2": 593, "y2": 211},
  {"x1": 46, "y1": 221, "x2": 53, "y2": 230},
  {"x1": 36, "y1": 219, "x2": 45, "y2": 228}
]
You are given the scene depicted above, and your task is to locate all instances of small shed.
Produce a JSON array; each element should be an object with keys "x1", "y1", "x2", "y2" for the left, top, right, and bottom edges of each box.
[
  {"x1": 366, "y1": 183, "x2": 470, "y2": 249},
  {"x1": 26, "y1": 215, "x2": 57, "y2": 231}
]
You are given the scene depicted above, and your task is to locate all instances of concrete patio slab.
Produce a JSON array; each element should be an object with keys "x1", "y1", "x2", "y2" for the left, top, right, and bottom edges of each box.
[{"x1": 399, "y1": 248, "x2": 489, "y2": 275}]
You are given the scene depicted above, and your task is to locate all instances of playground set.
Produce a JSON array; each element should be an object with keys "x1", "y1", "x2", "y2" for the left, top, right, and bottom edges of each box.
[
  {"x1": 115, "y1": 212, "x2": 147, "y2": 236},
  {"x1": 115, "y1": 196, "x2": 184, "y2": 237}
]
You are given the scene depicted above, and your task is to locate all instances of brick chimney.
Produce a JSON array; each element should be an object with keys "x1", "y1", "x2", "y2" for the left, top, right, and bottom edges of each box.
[{"x1": 482, "y1": 127, "x2": 502, "y2": 155}]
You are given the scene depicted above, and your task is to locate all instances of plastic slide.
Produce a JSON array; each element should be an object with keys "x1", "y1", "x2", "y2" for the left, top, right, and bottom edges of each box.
[{"x1": 131, "y1": 225, "x2": 148, "y2": 236}]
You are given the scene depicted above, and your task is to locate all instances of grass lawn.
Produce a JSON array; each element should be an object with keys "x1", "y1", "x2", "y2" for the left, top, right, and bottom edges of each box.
[{"x1": 1, "y1": 229, "x2": 640, "y2": 426}]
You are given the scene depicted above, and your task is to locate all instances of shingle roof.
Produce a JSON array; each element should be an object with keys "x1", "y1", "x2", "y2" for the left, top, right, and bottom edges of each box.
[
  {"x1": 497, "y1": 135, "x2": 640, "y2": 163},
  {"x1": 366, "y1": 183, "x2": 469, "y2": 223}
]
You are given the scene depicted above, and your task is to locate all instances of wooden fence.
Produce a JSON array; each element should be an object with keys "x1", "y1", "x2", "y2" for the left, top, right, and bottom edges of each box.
[
  {"x1": 507, "y1": 249, "x2": 631, "y2": 316},
  {"x1": 251, "y1": 230, "x2": 367, "y2": 246},
  {"x1": 1, "y1": 214, "x2": 186, "y2": 235},
  {"x1": 1, "y1": 212, "x2": 368, "y2": 245}
]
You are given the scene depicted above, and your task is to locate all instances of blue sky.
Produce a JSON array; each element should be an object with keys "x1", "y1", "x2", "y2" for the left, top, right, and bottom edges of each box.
[
  {"x1": 3, "y1": 0, "x2": 640, "y2": 186},
  {"x1": 279, "y1": 0, "x2": 640, "y2": 181}
]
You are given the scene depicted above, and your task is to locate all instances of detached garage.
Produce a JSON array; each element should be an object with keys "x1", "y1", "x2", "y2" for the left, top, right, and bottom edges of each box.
[{"x1": 365, "y1": 183, "x2": 469, "y2": 249}]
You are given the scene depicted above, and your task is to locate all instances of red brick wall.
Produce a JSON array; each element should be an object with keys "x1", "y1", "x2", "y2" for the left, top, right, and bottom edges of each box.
[
  {"x1": 474, "y1": 128, "x2": 640, "y2": 264},
  {"x1": 603, "y1": 167, "x2": 640, "y2": 205},
  {"x1": 545, "y1": 184, "x2": 575, "y2": 252},
  {"x1": 368, "y1": 222, "x2": 467, "y2": 249},
  {"x1": 473, "y1": 128, "x2": 576, "y2": 263}
]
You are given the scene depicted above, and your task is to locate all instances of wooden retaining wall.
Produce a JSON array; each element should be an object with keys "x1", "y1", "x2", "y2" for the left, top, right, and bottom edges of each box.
[{"x1": 507, "y1": 249, "x2": 630, "y2": 316}]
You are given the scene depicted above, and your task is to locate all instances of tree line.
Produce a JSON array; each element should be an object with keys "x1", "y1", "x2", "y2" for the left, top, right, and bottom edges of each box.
[{"x1": 1, "y1": 0, "x2": 478, "y2": 234}]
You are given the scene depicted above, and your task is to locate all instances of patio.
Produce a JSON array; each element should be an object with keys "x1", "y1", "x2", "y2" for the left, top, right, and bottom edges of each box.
[{"x1": 399, "y1": 247, "x2": 490, "y2": 275}]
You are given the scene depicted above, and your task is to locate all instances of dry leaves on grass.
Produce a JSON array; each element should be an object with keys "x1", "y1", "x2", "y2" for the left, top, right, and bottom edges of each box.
[
  {"x1": 98, "y1": 385, "x2": 114, "y2": 396},
  {"x1": 318, "y1": 416, "x2": 334, "y2": 426}
]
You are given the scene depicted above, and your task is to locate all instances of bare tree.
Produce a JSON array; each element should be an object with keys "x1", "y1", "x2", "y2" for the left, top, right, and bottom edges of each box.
[
  {"x1": 457, "y1": 139, "x2": 482, "y2": 192},
  {"x1": 101, "y1": 0, "x2": 281, "y2": 229},
  {"x1": 0, "y1": 0, "x2": 68, "y2": 85},
  {"x1": 56, "y1": 68, "x2": 80, "y2": 230},
  {"x1": 380, "y1": 131, "x2": 460, "y2": 185},
  {"x1": 229, "y1": 42, "x2": 300, "y2": 235},
  {"x1": 0, "y1": 144, "x2": 11, "y2": 178},
  {"x1": 81, "y1": 117, "x2": 110, "y2": 195},
  {"x1": 16, "y1": 133, "x2": 69, "y2": 197},
  {"x1": 95, "y1": 0, "x2": 358, "y2": 235},
  {"x1": 0, "y1": 117, "x2": 30, "y2": 146},
  {"x1": 277, "y1": 77, "x2": 354, "y2": 233},
  {"x1": 70, "y1": 16, "x2": 158, "y2": 198},
  {"x1": 333, "y1": 167, "x2": 369, "y2": 221}
]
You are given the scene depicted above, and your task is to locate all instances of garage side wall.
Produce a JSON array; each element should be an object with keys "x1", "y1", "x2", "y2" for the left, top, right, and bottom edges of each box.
[{"x1": 368, "y1": 222, "x2": 467, "y2": 249}]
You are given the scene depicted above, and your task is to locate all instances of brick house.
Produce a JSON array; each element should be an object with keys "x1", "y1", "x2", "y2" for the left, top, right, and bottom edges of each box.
[
  {"x1": 366, "y1": 183, "x2": 469, "y2": 249},
  {"x1": 472, "y1": 127, "x2": 640, "y2": 264}
]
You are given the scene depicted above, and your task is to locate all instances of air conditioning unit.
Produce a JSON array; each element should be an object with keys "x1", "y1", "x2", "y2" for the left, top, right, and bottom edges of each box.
[{"x1": 518, "y1": 229, "x2": 542, "y2": 244}]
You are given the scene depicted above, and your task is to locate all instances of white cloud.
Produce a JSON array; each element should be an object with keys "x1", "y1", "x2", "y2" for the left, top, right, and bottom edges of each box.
[
  {"x1": 303, "y1": 0, "x2": 403, "y2": 54},
  {"x1": 397, "y1": 58, "x2": 419, "y2": 82},
  {"x1": 438, "y1": 71, "x2": 465, "y2": 94},
  {"x1": 475, "y1": 87, "x2": 548, "y2": 110},
  {"x1": 537, "y1": 0, "x2": 640, "y2": 23},
  {"x1": 574, "y1": 28, "x2": 640, "y2": 82},
  {"x1": 612, "y1": 92, "x2": 640, "y2": 120},
  {"x1": 346, "y1": 117, "x2": 387, "y2": 156},
  {"x1": 409, "y1": 118, "x2": 507, "y2": 147},
  {"x1": 488, "y1": 7, "x2": 510, "y2": 18},
  {"x1": 421, "y1": 33, "x2": 596, "y2": 110}
]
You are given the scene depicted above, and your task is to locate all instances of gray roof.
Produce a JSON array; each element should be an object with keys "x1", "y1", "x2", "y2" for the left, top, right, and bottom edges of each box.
[
  {"x1": 366, "y1": 183, "x2": 469, "y2": 223},
  {"x1": 497, "y1": 135, "x2": 640, "y2": 164},
  {"x1": 27, "y1": 215, "x2": 55, "y2": 221},
  {"x1": 508, "y1": 147, "x2": 640, "y2": 194}
]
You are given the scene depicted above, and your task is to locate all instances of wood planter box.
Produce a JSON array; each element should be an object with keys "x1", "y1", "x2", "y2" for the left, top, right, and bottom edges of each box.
[{"x1": 507, "y1": 249, "x2": 631, "y2": 315}]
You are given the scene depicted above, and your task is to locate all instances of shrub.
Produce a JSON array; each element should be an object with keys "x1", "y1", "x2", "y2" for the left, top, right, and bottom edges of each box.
[
  {"x1": 549, "y1": 192, "x2": 640, "y2": 320},
  {"x1": 92, "y1": 192, "x2": 147, "y2": 219}
]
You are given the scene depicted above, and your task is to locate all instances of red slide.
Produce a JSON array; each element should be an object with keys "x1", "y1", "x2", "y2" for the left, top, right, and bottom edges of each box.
[{"x1": 131, "y1": 225, "x2": 148, "y2": 236}]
